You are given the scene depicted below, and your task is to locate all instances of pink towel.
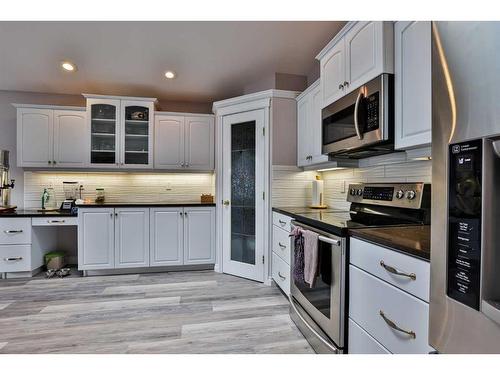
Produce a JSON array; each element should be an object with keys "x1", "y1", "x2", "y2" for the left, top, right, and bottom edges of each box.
[{"x1": 302, "y1": 229, "x2": 319, "y2": 288}]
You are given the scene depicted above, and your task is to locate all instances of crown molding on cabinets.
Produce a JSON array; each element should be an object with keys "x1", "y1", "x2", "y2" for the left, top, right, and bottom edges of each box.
[
  {"x1": 82, "y1": 93, "x2": 158, "y2": 104},
  {"x1": 11, "y1": 103, "x2": 85, "y2": 111},
  {"x1": 155, "y1": 111, "x2": 214, "y2": 118},
  {"x1": 315, "y1": 22, "x2": 357, "y2": 61},
  {"x1": 212, "y1": 89, "x2": 300, "y2": 116},
  {"x1": 295, "y1": 79, "x2": 320, "y2": 102}
]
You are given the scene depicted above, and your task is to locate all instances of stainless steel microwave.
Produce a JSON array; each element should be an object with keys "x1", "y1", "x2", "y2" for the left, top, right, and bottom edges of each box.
[{"x1": 322, "y1": 73, "x2": 394, "y2": 159}]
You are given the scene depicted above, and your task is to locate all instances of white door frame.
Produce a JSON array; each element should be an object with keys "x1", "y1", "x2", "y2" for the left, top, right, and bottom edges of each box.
[{"x1": 221, "y1": 109, "x2": 266, "y2": 282}]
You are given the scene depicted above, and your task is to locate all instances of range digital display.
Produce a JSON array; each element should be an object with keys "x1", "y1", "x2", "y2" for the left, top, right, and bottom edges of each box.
[{"x1": 363, "y1": 186, "x2": 394, "y2": 201}]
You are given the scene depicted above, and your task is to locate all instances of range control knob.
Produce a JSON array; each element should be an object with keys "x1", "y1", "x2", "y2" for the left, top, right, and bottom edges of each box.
[
  {"x1": 350, "y1": 188, "x2": 356, "y2": 196},
  {"x1": 357, "y1": 189, "x2": 363, "y2": 196},
  {"x1": 396, "y1": 190, "x2": 405, "y2": 199},
  {"x1": 406, "y1": 190, "x2": 417, "y2": 200}
]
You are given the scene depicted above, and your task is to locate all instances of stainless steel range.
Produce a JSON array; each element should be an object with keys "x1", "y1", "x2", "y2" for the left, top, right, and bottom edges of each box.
[{"x1": 289, "y1": 182, "x2": 430, "y2": 353}]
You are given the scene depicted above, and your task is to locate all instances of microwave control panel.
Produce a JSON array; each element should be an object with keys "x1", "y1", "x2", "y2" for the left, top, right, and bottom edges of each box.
[
  {"x1": 365, "y1": 92, "x2": 379, "y2": 131},
  {"x1": 448, "y1": 140, "x2": 482, "y2": 310}
]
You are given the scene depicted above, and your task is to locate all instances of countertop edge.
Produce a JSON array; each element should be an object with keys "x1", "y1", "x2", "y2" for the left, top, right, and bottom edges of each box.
[{"x1": 76, "y1": 203, "x2": 216, "y2": 208}]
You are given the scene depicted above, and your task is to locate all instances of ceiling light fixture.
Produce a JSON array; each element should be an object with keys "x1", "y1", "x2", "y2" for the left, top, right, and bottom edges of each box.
[
  {"x1": 61, "y1": 61, "x2": 77, "y2": 72},
  {"x1": 164, "y1": 71, "x2": 176, "y2": 79}
]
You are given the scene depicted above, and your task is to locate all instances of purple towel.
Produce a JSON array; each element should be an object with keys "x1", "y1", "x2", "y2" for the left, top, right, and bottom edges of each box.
[
  {"x1": 302, "y1": 230, "x2": 319, "y2": 288},
  {"x1": 290, "y1": 227, "x2": 305, "y2": 283}
]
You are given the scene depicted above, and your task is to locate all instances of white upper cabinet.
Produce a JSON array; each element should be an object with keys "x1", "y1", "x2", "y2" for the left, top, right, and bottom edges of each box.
[
  {"x1": 154, "y1": 113, "x2": 215, "y2": 171},
  {"x1": 318, "y1": 21, "x2": 394, "y2": 107},
  {"x1": 395, "y1": 21, "x2": 432, "y2": 150},
  {"x1": 185, "y1": 116, "x2": 215, "y2": 170},
  {"x1": 297, "y1": 80, "x2": 329, "y2": 167},
  {"x1": 16, "y1": 106, "x2": 87, "y2": 168},
  {"x1": 53, "y1": 110, "x2": 88, "y2": 168},
  {"x1": 17, "y1": 108, "x2": 54, "y2": 168},
  {"x1": 121, "y1": 100, "x2": 154, "y2": 169}
]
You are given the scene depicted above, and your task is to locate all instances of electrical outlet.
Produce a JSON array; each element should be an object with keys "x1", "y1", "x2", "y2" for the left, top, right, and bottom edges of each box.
[
  {"x1": 340, "y1": 181, "x2": 346, "y2": 194},
  {"x1": 165, "y1": 183, "x2": 172, "y2": 191}
]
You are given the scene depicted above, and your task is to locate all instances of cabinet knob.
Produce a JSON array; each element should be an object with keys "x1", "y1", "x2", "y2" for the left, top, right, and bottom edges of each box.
[
  {"x1": 222, "y1": 200, "x2": 230, "y2": 206},
  {"x1": 343, "y1": 81, "x2": 349, "y2": 87},
  {"x1": 53, "y1": 160, "x2": 57, "y2": 165},
  {"x1": 48, "y1": 160, "x2": 52, "y2": 164},
  {"x1": 338, "y1": 83, "x2": 344, "y2": 90}
]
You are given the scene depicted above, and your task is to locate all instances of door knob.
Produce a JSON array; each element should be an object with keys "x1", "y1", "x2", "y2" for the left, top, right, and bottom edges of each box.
[{"x1": 222, "y1": 200, "x2": 230, "y2": 206}]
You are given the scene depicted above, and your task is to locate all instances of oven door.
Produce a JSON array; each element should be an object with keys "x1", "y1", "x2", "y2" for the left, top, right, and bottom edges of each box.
[
  {"x1": 322, "y1": 73, "x2": 392, "y2": 156},
  {"x1": 290, "y1": 221, "x2": 346, "y2": 350}
]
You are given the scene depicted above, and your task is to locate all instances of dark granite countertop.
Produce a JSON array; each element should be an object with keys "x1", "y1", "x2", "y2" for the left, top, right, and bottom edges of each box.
[
  {"x1": 0, "y1": 209, "x2": 77, "y2": 217},
  {"x1": 273, "y1": 206, "x2": 336, "y2": 215},
  {"x1": 76, "y1": 202, "x2": 216, "y2": 208},
  {"x1": 349, "y1": 226, "x2": 431, "y2": 261}
]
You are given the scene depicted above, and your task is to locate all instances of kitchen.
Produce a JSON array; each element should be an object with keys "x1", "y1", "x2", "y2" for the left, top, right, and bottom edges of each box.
[{"x1": 0, "y1": 6, "x2": 499, "y2": 367}]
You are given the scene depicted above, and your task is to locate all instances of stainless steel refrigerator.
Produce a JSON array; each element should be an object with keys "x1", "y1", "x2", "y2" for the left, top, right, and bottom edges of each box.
[{"x1": 431, "y1": 21, "x2": 500, "y2": 353}]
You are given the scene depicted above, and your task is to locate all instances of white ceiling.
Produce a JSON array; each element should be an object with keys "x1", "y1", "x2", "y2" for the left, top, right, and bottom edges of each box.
[{"x1": 0, "y1": 21, "x2": 346, "y2": 103}]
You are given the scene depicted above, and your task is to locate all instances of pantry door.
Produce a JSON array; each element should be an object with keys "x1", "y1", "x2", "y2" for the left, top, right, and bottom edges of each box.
[{"x1": 222, "y1": 109, "x2": 266, "y2": 282}]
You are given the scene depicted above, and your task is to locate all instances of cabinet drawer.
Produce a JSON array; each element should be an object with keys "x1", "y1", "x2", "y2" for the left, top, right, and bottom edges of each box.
[
  {"x1": 349, "y1": 265, "x2": 432, "y2": 354},
  {"x1": 0, "y1": 245, "x2": 32, "y2": 272},
  {"x1": 0, "y1": 218, "x2": 31, "y2": 244},
  {"x1": 350, "y1": 237, "x2": 430, "y2": 302},
  {"x1": 32, "y1": 217, "x2": 78, "y2": 226},
  {"x1": 272, "y1": 226, "x2": 291, "y2": 264},
  {"x1": 348, "y1": 318, "x2": 390, "y2": 354},
  {"x1": 272, "y1": 252, "x2": 290, "y2": 296},
  {"x1": 272, "y1": 212, "x2": 292, "y2": 233}
]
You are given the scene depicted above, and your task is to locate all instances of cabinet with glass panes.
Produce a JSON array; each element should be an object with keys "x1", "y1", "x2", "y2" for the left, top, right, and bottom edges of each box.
[{"x1": 84, "y1": 95, "x2": 156, "y2": 168}]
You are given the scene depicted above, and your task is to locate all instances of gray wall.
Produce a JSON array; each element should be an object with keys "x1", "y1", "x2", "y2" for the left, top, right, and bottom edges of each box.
[{"x1": 0, "y1": 90, "x2": 212, "y2": 207}]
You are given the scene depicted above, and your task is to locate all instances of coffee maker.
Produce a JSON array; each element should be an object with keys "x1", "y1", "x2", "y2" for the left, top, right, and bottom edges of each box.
[{"x1": 0, "y1": 150, "x2": 16, "y2": 211}]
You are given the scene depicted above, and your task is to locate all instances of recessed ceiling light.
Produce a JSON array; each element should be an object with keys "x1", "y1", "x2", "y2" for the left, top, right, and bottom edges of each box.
[
  {"x1": 61, "y1": 61, "x2": 77, "y2": 72},
  {"x1": 164, "y1": 71, "x2": 176, "y2": 79}
]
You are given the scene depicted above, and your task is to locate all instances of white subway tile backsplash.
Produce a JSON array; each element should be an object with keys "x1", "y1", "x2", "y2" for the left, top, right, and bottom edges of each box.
[{"x1": 23, "y1": 171, "x2": 215, "y2": 209}]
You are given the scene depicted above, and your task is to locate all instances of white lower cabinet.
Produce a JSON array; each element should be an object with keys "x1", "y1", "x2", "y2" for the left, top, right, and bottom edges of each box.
[
  {"x1": 78, "y1": 206, "x2": 215, "y2": 271},
  {"x1": 78, "y1": 208, "x2": 115, "y2": 270},
  {"x1": 150, "y1": 207, "x2": 184, "y2": 266},
  {"x1": 115, "y1": 208, "x2": 149, "y2": 268},
  {"x1": 183, "y1": 207, "x2": 216, "y2": 265},
  {"x1": 271, "y1": 211, "x2": 292, "y2": 295},
  {"x1": 348, "y1": 318, "x2": 390, "y2": 354}
]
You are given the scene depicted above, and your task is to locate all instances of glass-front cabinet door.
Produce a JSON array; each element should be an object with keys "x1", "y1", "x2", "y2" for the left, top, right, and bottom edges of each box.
[
  {"x1": 121, "y1": 101, "x2": 154, "y2": 168},
  {"x1": 88, "y1": 98, "x2": 121, "y2": 167}
]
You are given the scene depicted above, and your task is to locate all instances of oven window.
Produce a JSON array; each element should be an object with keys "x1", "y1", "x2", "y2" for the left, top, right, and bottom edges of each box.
[
  {"x1": 322, "y1": 103, "x2": 358, "y2": 145},
  {"x1": 294, "y1": 240, "x2": 332, "y2": 318}
]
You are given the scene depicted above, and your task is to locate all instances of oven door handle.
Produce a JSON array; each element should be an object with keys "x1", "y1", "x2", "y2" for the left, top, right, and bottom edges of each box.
[
  {"x1": 354, "y1": 90, "x2": 364, "y2": 140},
  {"x1": 290, "y1": 298, "x2": 340, "y2": 353},
  {"x1": 318, "y1": 235, "x2": 341, "y2": 247}
]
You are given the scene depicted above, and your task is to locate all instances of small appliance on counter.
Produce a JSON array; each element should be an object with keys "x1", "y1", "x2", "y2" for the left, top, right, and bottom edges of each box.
[
  {"x1": 309, "y1": 175, "x2": 327, "y2": 209},
  {"x1": 60, "y1": 181, "x2": 81, "y2": 212},
  {"x1": 0, "y1": 150, "x2": 16, "y2": 212}
]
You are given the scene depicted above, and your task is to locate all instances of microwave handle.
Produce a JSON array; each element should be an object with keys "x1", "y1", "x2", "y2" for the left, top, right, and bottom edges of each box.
[{"x1": 354, "y1": 91, "x2": 364, "y2": 140}]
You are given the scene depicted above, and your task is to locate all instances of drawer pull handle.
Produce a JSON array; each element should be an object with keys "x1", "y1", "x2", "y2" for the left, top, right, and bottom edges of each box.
[
  {"x1": 3, "y1": 230, "x2": 23, "y2": 234},
  {"x1": 278, "y1": 272, "x2": 286, "y2": 280},
  {"x1": 47, "y1": 220, "x2": 65, "y2": 223},
  {"x1": 4, "y1": 257, "x2": 23, "y2": 261},
  {"x1": 278, "y1": 242, "x2": 286, "y2": 249},
  {"x1": 380, "y1": 260, "x2": 416, "y2": 280},
  {"x1": 379, "y1": 310, "x2": 416, "y2": 339},
  {"x1": 278, "y1": 220, "x2": 286, "y2": 226}
]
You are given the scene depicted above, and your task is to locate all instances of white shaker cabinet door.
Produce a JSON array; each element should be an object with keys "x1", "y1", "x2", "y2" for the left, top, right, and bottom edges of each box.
[
  {"x1": 150, "y1": 207, "x2": 184, "y2": 266},
  {"x1": 321, "y1": 38, "x2": 346, "y2": 106},
  {"x1": 395, "y1": 21, "x2": 432, "y2": 150},
  {"x1": 53, "y1": 110, "x2": 88, "y2": 168},
  {"x1": 16, "y1": 108, "x2": 53, "y2": 168},
  {"x1": 115, "y1": 208, "x2": 150, "y2": 268},
  {"x1": 296, "y1": 93, "x2": 312, "y2": 167},
  {"x1": 185, "y1": 116, "x2": 215, "y2": 170},
  {"x1": 78, "y1": 208, "x2": 115, "y2": 270},
  {"x1": 184, "y1": 207, "x2": 215, "y2": 265},
  {"x1": 154, "y1": 115, "x2": 185, "y2": 169}
]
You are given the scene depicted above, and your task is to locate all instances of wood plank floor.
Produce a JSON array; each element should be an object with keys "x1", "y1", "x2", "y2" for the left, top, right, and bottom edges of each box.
[{"x1": 0, "y1": 270, "x2": 313, "y2": 354}]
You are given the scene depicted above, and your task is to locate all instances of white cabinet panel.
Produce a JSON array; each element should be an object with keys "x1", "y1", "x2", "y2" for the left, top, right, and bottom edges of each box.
[
  {"x1": 349, "y1": 265, "x2": 432, "y2": 354},
  {"x1": 310, "y1": 84, "x2": 329, "y2": 165},
  {"x1": 297, "y1": 94, "x2": 311, "y2": 167},
  {"x1": 272, "y1": 252, "x2": 290, "y2": 296},
  {"x1": 0, "y1": 218, "x2": 32, "y2": 245},
  {"x1": 395, "y1": 21, "x2": 432, "y2": 150},
  {"x1": 0, "y1": 245, "x2": 32, "y2": 272},
  {"x1": 272, "y1": 225, "x2": 291, "y2": 264},
  {"x1": 184, "y1": 207, "x2": 215, "y2": 265},
  {"x1": 16, "y1": 108, "x2": 53, "y2": 167},
  {"x1": 348, "y1": 318, "x2": 390, "y2": 354},
  {"x1": 272, "y1": 212, "x2": 292, "y2": 233},
  {"x1": 78, "y1": 208, "x2": 115, "y2": 270},
  {"x1": 321, "y1": 38, "x2": 345, "y2": 106},
  {"x1": 350, "y1": 237, "x2": 430, "y2": 302},
  {"x1": 154, "y1": 115, "x2": 185, "y2": 169},
  {"x1": 345, "y1": 22, "x2": 379, "y2": 89},
  {"x1": 115, "y1": 208, "x2": 149, "y2": 268},
  {"x1": 150, "y1": 207, "x2": 183, "y2": 266},
  {"x1": 53, "y1": 110, "x2": 87, "y2": 168},
  {"x1": 185, "y1": 116, "x2": 214, "y2": 170}
]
